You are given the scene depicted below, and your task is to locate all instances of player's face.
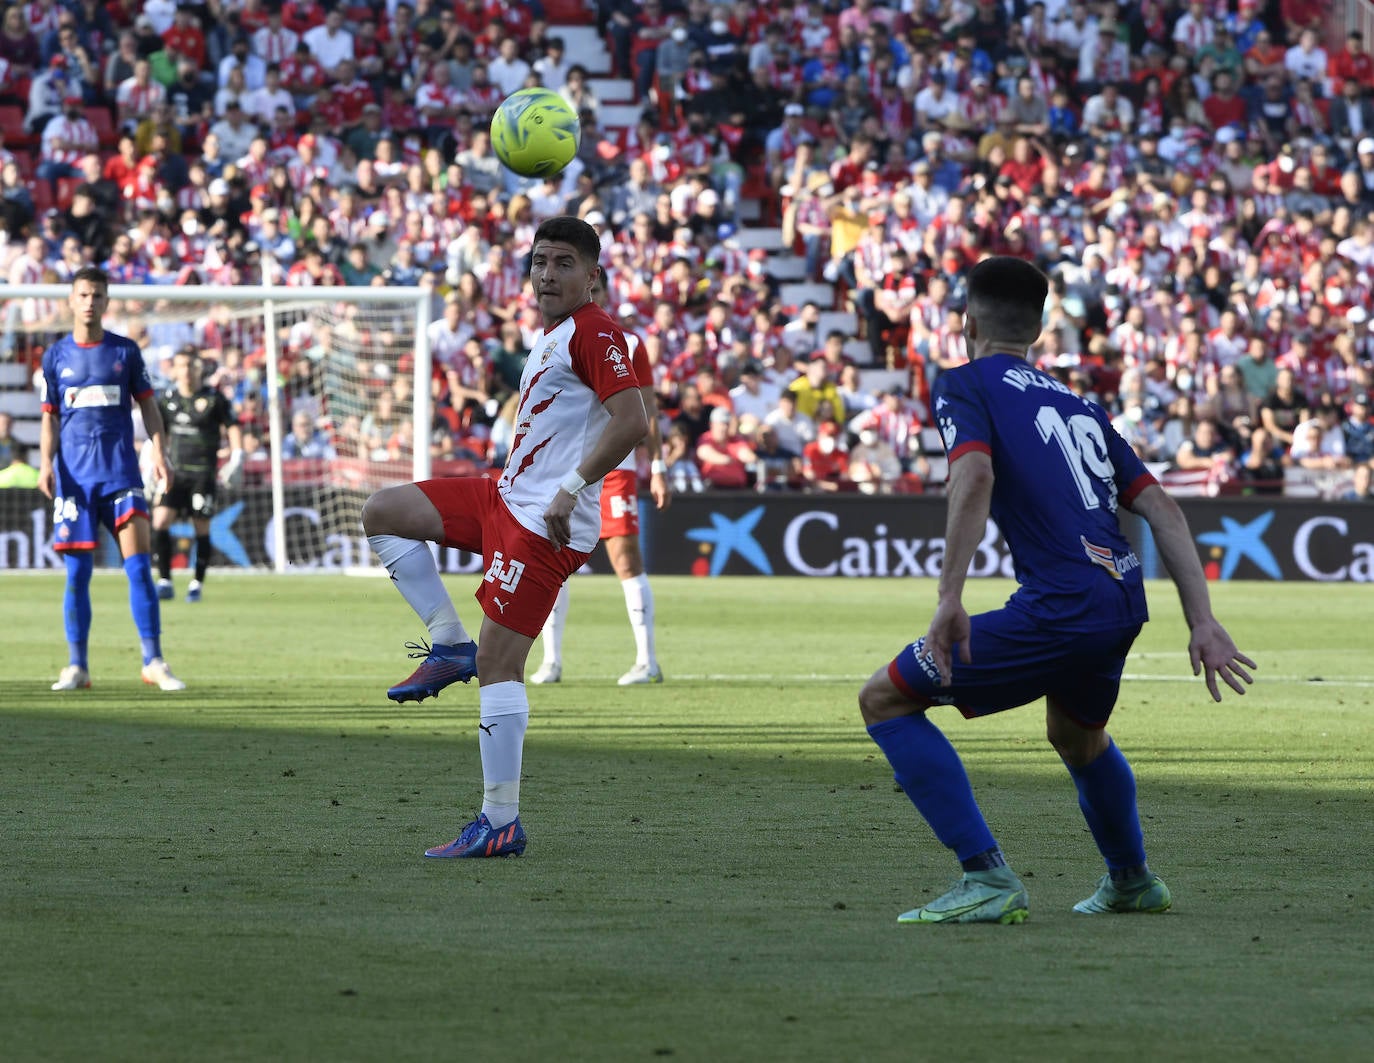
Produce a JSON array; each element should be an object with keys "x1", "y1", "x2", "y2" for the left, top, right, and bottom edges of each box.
[
  {"x1": 68, "y1": 280, "x2": 108, "y2": 327},
  {"x1": 175, "y1": 355, "x2": 202, "y2": 391},
  {"x1": 530, "y1": 240, "x2": 595, "y2": 325}
]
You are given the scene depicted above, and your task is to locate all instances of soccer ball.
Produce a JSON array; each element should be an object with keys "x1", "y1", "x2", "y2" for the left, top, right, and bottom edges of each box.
[{"x1": 490, "y1": 88, "x2": 581, "y2": 178}]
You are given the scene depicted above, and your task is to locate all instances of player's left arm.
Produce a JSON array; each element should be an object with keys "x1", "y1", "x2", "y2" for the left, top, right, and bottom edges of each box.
[
  {"x1": 641, "y1": 382, "x2": 670, "y2": 510},
  {"x1": 545, "y1": 386, "x2": 648, "y2": 549},
  {"x1": 138, "y1": 392, "x2": 174, "y2": 490},
  {"x1": 925, "y1": 448, "x2": 994, "y2": 684}
]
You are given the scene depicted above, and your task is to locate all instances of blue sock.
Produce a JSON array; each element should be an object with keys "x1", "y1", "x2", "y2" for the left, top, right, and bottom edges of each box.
[
  {"x1": 867, "y1": 714, "x2": 999, "y2": 863},
  {"x1": 1065, "y1": 740, "x2": 1147, "y2": 879},
  {"x1": 124, "y1": 553, "x2": 162, "y2": 665},
  {"x1": 64, "y1": 552, "x2": 94, "y2": 669}
]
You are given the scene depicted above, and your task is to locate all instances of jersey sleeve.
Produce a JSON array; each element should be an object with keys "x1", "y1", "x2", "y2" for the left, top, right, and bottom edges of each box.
[
  {"x1": 39, "y1": 344, "x2": 58, "y2": 414},
  {"x1": 1102, "y1": 408, "x2": 1158, "y2": 509},
  {"x1": 126, "y1": 340, "x2": 154, "y2": 402},
  {"x1": 569, "y1": 319, "x2": 640, "y2": 402},
  {"x1": 215, "y1": 392, "x2": 235, "y2": 429},
  {"x1": 932, "y1": 369, "x2": 992, "y2": 463},
  {"x1": 627, "y1": 332, "x2": 652, "y2": 390}
]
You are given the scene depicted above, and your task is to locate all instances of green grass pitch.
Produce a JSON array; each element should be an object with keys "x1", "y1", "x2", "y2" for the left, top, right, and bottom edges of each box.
[{"x1": 2, "y1": 573, "x2": 1371, "y2": 1061}]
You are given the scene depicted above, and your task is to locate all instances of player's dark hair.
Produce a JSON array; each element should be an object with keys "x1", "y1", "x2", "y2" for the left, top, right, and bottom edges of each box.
[
  {"x1": 532, "y1": 216, "x2": 601, "y2": 268},
  {"x1": 72, "y1": 266, "x2": 109, "y2": 291},
  {"x1": 965, "y1": 256, "x2": 1048, "y2": 347}
]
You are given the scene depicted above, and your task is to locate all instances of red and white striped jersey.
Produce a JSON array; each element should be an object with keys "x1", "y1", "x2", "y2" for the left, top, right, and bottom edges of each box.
[
  {"x1": 254, "y1": 26, "x2": 300, "y2": 65},
  {"x1": 116, "y1": 78, "x2": 167, "y2": 119},
  {"x1": 500, "y1": 302, "x2": 640, "y2": 552},
  {"x1": 40, "y1": 115, "x2": 99, "y2": 166}
]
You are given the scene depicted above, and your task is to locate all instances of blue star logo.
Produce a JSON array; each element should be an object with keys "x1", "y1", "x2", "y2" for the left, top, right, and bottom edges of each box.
[
  {"x1": 1196, "y1": 511, "x2": 1281, "y2": 581},
  {"x1": 685, "y1": 506, "x2": 772, "y2": 576},
  {"x1": 170, "y1": 501, "x2": 250, "y2": 568}
]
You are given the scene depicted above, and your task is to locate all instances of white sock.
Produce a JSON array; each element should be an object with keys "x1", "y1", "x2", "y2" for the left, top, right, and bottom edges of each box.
[
  {"x1": 368, "y1": 534, "x2": 469, "y2": 646},
  {"x1": 478, "y1": 681, "x2": 529, "y2": 828},
  {"x1": 540, "y1": 582, "x2": 569, "y2": 668},
  {"x1": 622, "y1": 573, "x2": 655, "y2": 668}
]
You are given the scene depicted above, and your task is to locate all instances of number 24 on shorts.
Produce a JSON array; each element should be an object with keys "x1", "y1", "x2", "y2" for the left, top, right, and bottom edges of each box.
[{"x1": 484, "y1": 551, "x2": 525, "y2": 593}]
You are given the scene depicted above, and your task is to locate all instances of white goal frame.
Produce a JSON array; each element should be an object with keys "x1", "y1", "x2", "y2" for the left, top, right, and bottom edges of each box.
[{"x1": 0, "y1": 283, "x2": 432, "y2": 573}]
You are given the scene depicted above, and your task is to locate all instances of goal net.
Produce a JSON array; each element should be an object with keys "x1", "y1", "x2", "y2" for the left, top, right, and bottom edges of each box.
[{"x1": 0, "y1": 282, "x2": 486, "y2": 574}]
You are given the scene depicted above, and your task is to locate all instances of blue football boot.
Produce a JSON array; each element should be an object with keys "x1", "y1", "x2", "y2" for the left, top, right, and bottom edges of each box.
[
  {"x1": 424, "y1": 813, "x2": 527, "y2": 858},
  {"x1": 386, "y1": 639, "x2": 478, "y2": 703}
]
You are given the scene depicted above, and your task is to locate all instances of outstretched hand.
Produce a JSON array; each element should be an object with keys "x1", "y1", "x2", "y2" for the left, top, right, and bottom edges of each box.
[
  {"x1": 1188, "y1": 618, "x2": 1257, "y2": 702},
  {"x1": 924, "y1": 597, "x2": 972, "y2": 687}
]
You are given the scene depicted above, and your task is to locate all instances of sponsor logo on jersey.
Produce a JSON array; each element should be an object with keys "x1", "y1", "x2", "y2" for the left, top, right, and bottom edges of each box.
[
  {"x1": 1080, "y1": 535, "x2": 1139, "y2": 580},
  {"x1": 605, "y1": 345, "x2": 630, "y2": 377},
  {"x1": 64, "y1": 384, "x2": 122, "y2": 409},
  {"x1": 938, "y1": 414, "x2": 957, "y2": 450}
]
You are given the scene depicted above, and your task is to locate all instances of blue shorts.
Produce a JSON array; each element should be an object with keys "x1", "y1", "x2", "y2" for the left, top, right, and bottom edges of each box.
[
  {"x1": 52, "y1": 480, "x2": 149, "y2": 553},
  {"x1": 887, "y1": 607, "x2": 1141, "y2": 729}
]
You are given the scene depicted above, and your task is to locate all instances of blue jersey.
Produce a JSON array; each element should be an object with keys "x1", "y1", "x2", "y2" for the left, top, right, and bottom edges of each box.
[
  {"x1": 933, "y1": 354, "x2": 1156, "y2": 631},
  {"x1": 40, "y1": 331, "x2": 152, "y2": 495}
]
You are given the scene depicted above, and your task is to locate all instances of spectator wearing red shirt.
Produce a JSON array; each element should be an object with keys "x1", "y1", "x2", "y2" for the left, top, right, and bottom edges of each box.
[
  {"x1": 802, "y1": 421, "x2": 848, "y2": 491},
  {"x1": 282, "y1": 0, "x2": 327, "y2": 36},
  {"x1": 162, "y1": 8, "x2": 205, "y2": 68},
  {"x1": 331, "y1": 59, "x2": 373, "y2": 126},
  {"x1": 1330, "y1": 31, "x2": 1374, "y2": 93},
  {"x1": 696, "y1": 406, "x2": 756, "y2": 489},
  {"x1": 1202, "y1": 71, "x2": 1246, "y2": 131}
]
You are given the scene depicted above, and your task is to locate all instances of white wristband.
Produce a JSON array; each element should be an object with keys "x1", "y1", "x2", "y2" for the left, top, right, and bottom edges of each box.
[
  {"x1": 560, "y1": 471, "x2": 587, "y2": 497},
  {"x1": 650, "y1": 459, "x2": 667, "y2": 475}
]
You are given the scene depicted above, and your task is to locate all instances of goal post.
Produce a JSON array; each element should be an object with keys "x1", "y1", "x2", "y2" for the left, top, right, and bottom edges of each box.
[{"x1": 0, "y1": 283, "x2": 433, "y2": 573}]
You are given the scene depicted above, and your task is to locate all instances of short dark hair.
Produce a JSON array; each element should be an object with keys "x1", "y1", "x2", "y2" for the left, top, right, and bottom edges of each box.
[
  {"x1": 532, "y1": 216, "x2": 601, "y2": 267},
  {"x1": 965, "y1": 256, "x2": 1048, "y2": 346},
  {"x1": 72, "y1": 265, "x2": 108, "y2": 290}
]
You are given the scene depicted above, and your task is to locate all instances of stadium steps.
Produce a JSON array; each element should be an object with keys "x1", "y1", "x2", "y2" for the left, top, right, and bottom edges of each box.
[
  {"x1": 558, "y1": 26, "x2": 612, "y2": 75},
  {"x1": 765, "y1": 256, "x2": 807, "y2": 281},
  {"x1": 780, "y1": 281, "x2": 835, "y2": 308},
  {"x1": 735, "y1": 226, "x2": 782, "y2": 251},
  {"x1": 0, "y1": 362, "x2": 39, "y2": 445},
  {"x1": 588, "y1": 77, "x2": 634, "y2": 104},
  {"x1": 0, "y1": 390, "x2": 38, "y2": 416},
  {"x1": 598, "y1": 102, "x2": 644, "y2": 130}
]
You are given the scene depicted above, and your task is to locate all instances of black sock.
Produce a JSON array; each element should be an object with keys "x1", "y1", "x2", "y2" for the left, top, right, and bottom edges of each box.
[
  {"x1": 1109, "y1": 864, "x2": 1150, "y2": 886},
  {"x1": 195, "y1": 535, "x2": 212, "y2": 582},
  {"x1": 961, "y1": 847, "x2": 1008, "y2": 873},
  {"x1": 153, "y1": 528, "x2": 173, "y2": 580}
]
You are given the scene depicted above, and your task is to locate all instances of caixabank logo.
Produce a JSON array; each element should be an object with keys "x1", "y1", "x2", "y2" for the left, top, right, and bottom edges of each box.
[
  {"x1": 676, "y1": 498, "x2": 1015, "y2": 579},
  {"x1": 1188, "y1": 505, "x2": 1374, "y2": 582}
]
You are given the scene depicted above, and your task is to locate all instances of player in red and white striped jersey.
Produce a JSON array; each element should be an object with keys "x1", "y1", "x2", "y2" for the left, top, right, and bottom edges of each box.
[
  {"x1": 532, "y1": 270, "x2": 671, "y2": 687},
  {"x1": 362, "y1": 217, "x2": 648, "y2": 860}
]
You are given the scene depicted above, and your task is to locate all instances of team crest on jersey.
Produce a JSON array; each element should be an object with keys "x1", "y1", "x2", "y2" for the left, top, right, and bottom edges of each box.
[
  {"x1": 539, "y1": 341, "x2": 558, "y2": 365},
  {"x1": 195, "y1": 397, "x2": 208, "y2": 412},
  {"x1": 938, "y1": 415, "x2": 957, "y2": 449},
  {"x1": 112, "y1": 361, "x2": 123, "y2": 374}
]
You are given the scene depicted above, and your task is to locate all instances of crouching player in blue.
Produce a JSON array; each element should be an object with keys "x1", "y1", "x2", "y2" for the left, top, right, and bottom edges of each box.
[
  {"x1": 860, "y1": 257, "x2": 1255, "y2": 924},
  {"x1": 38, "y1": 267, "x2": 185, "y2": 692}
]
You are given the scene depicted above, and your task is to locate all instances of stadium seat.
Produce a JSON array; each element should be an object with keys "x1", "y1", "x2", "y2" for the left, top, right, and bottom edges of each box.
[
  {"x1": 55, "y1": 177, "x2": 80, "y2": 211},
  {"x1": 0, "y1": 104, "x2": 33, "y2": 148},
  {"x1": 29, "y1": 180, "x2": 54, "y2": 216},
  {"x1": 86, "y1": 107, "x2": 118, "y2": 149}
]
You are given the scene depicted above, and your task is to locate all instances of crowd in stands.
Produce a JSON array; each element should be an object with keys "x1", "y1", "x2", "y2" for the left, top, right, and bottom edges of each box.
[{"x1": 0, "y1": 0, "x2": 1370, "y2": 500}]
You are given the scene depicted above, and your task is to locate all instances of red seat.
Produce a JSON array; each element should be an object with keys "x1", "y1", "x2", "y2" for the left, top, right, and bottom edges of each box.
[
  {"x1": 0, "y1": 104, "x2": 34, "y2": 148},
  {"x1": 29, "y1": 180, "x2": 54, "y2": 215},
  {"x1": 55, "y1": 176, "x2": 80, "y2": 210},
  {"x1": 86, "y1": 106, "x2": 117, "y2": 149}
]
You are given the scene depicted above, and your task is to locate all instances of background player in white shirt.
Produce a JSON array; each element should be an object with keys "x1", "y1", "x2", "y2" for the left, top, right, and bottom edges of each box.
[
  {"x1": 361, "y1": 216, "x2": 648, "y2": 859},
  {"x1": 531, "y1": 270, "x2": 671, "y2": 686}
]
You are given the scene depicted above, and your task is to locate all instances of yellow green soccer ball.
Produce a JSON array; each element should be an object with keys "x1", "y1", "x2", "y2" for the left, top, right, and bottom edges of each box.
[{"x1": 490, "y1": 88, "x2": 581, "y2": 178}]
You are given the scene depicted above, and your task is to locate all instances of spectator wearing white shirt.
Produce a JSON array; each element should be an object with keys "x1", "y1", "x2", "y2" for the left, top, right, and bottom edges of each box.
[
  {"x1": 488, "y1": 37, "x2": 531, "y2": 97},
  {"x1": 533, "y1": 38, "x2": 571, "y2": 91},
  {"x1": 1284, "y1": 29, "x2": 1328, "y2": 84},
  {"x1": 243, "y1": 65, "x2": 294, "y2": 125},
  {"x1": 303, "y1": 10, "x2": 354, "y2": 77},
  {"x1": 1171, "y1": 1, "x2": 1213, "y2": 55},
  {"x1": 729, "y1": 360, "x2": 783, "y2": 422},
  {"x1": 209, "y1": 98, "x2": 258, "y2": 162},
  {"x1": 913, "y1": 79, "x2": 959, "y2": 128},
  {"x1": 1053, "y1": 4, "x2": 1097, "y2": 62}
]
